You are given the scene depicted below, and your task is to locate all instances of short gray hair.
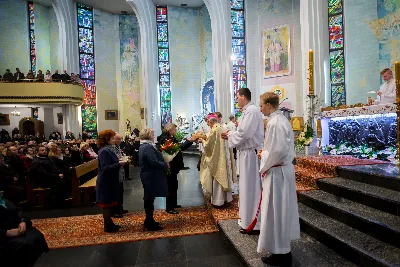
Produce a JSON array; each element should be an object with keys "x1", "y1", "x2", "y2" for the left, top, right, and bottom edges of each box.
[
  {"x1": 139, "y1": 128, "x2": 154, "y2": 140},
  {"x1": 163, "y1": 123, "x2": 177, "y2": 134}
]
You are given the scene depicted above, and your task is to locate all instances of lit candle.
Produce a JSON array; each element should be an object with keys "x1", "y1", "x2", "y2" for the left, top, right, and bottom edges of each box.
[{"x1": 309, "y1": 49, "x2": 314, "y2": 95}]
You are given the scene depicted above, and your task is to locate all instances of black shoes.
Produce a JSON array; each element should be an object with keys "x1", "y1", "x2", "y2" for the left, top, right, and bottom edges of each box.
[
  {"x1": 144, "y1": 220, "x2": 162, "y2": 231},
  {"x1": 121, "y1": 209, "x2": 129, "y2": 214},
  {"x1": 239, "y1": 228, "x2": 260, "y2": 235},
  {"x1": 104, "y1": 224, "x2": 121, "y2": 233},
  {"x1": 261, "y1": 252, "x2": 292, "y2": 267},
  {"x1": 166, "y1": 209, "x2": 179, "y2": 214},
  {"x1": 112, "y1": 213, "x2": 123, "y2": 218},
  {"x1": 174, "y1": 205, "x2": 182, "y2": 208}
]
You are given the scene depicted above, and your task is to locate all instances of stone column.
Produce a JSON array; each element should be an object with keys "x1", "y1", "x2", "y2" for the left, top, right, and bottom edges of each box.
[
  {"x1": 52, "y1": 0, "x2": 79, "y2": 74},
  {"x1": 127, "y1": 0, "x2": 161, "y2": 136},
  {"x1": 300, "y1": 0, "x2": 329, "y2": 119},
  {"x1": 203, "y1": 0, "x2": 233, "y2": 119},
  {"x1": 62, "y1": 104, "x2": 80, "y2": 137}
]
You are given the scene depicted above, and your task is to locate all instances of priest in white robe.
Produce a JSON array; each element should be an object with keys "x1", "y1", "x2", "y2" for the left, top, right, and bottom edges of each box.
[
  {"x1": 257, "y1": 92, "x2": 300, "y2": 266},
  {"x1": 221, "y1": 88, "x2": 264, "y2": 234},
  {"x1": 374, "y1": 68, "x2": 395, "y2": 105},
  {"x1": 199, "y1": 114, "x2": 236, "y2": 206}
]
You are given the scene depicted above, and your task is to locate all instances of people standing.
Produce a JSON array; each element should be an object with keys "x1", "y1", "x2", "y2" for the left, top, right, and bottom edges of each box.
[
  {"x1": 257, "y1": 92, "x2": 300, "y2": 266},
  {"x1": 96, "y1": 130, "x2": 127, "y2": 233},
  {"x1": 139, "y1": 128, "x2": 169, "y2": 231},
  {"x1": 221, "y1": 88, "x2": 264, "y2": 234},
  {"x1": 157, "y1": 123, "x2": 194, "y2": 214}
]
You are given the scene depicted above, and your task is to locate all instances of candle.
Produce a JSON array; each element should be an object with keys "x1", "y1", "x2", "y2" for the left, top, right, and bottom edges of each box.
[
  {"x1": 316, "y1": 119, "x2": 322, "y2": 138},
  {"x1": 309, "y1": 49, "x2": 314, "y2": 95}
]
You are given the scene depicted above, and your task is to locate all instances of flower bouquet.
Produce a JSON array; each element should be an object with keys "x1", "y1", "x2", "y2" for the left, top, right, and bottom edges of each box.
[
  {"x1": 295, "y1": 124, "x2": 313, "y2": 149},
  {"x1": 160, "y1": 139, "x2": 181, "y2": 163}
]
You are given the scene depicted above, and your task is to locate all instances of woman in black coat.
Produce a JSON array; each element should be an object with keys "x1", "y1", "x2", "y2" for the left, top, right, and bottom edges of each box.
[
  {"x1": 96, "y1": 130, "x2": 127, "y2": 233},
  {"x1": 157, "y1": 123, "x2": 195, "y2": 214},
  {"x1": 139, "y1": 128, "x2": 169, "y2": 231},
  {"x1": 0, "y1": 196, "x2": 49, "y2": 266}
]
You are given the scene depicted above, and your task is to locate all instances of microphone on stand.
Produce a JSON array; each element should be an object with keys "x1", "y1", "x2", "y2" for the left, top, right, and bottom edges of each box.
[{"x1": 279, "y1": 98, "x2": 288, "y2": 105}]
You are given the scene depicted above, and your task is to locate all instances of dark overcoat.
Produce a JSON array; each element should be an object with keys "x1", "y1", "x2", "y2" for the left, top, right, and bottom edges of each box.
[
  {"x1": 139, "y1": 143, "x2": 168, "y2": 199},
  {"x1": 96, "y1": 146, "x2": 120, "y2": 205}
]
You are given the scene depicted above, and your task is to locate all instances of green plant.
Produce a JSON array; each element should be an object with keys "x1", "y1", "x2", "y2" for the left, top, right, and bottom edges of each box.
[
  {"x1": 323, "y1": 143, "x2": 396, "y2": 162},
  {"x1": 174, "y1": 129, "x2": 187, "y2": 143},
  {"x1": 295, "y1": 124, "x2": 314, "y2": 148}
]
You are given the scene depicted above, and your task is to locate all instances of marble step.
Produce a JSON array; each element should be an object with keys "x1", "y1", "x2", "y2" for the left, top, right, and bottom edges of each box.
[
  {"x1": 299, "y1": 203, "x2": 400, "y2": 267},
  {"x1": 317, "y1": 178, "x2": 400, "y2": 216},
  {"x1": 298, "y1": 190, "x2": 400, "y2": 248},
  {"x1": 218, "y1": 219, "x2": 356, "y2": 267},
  {"x1": 338, "y1": 164, "x2": 400, "y2": 192}
]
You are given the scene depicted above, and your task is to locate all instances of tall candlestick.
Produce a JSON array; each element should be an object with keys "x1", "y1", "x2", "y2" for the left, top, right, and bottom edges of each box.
[
  {"x1": 316, "y1": 119, "x2": 322, "y2": 138},
  {"x1": 395, "y1": 62, "x2": 400, "y2": 165},
  {"x1": 309, "y1": 49, "x2": 314, "y2": 95}
]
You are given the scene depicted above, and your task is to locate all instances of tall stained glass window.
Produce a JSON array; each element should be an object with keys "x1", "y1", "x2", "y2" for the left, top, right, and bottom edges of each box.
[
  {"x1": 231, "y1": 0, "x2": 247, "y2": 115},
  {"x1": 156, "y1": 6, "x2": 172, "y2": 127},
  {"x1": 328, "y1": 0, "x2": 345, "y2": 107},
  {"x1": 77, "y1": 3, "x2": 97, "y2": 136},
  {"x1": 28, "y1": 1, "x2": 36, "y2": 74}
]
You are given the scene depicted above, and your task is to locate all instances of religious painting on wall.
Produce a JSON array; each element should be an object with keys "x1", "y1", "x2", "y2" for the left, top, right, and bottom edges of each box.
[
  {"x1": 31, "y1": 108, "x2": 38, "y2": 119},
  {"x1": 105, "y1": 110, "x2": 118, "y2": 120},
  {"x1": 0, "y1": 114, "x2": 10, "y2": 126},
  {"x1": 263, "y1": 24, "x2": 291, "y2": 79},
  {"x1": 57, "y1": 113, "x2": 63, "y2": 124},
  {"x1": 201, "y1": 79, "x2": 215, "y2": 116}
]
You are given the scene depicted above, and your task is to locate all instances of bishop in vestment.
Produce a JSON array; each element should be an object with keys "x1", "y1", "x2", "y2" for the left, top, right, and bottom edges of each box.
[
  {"x1": 199, "y1": 114, "x2": 236, "y2": 206},
  {"x1": 222, "y1": 88, "x2": 264, "y2": 234},
  {"x1": 257, "y1": 92, "x2": 300, "y2": 266}
]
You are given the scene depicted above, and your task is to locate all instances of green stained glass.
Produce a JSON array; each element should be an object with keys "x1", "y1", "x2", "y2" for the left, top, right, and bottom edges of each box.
[
  {"x1": 81, "y1": 105, "x2": 97, "y2": 131},
  {"x1": 328, "y1": 0, "x2": 342, "y2": 16},
  {"x1": 331, "y1": 85, "x2": 346, "y2": 107},
  {"x1": 231, "y1": 0, "x2": 244, "y2": 9},
  {"x1": 330, "y1": 50, "x2": 344, "y2": 84},
  {"x1": 329, "y1": 14, "x2": 343, "y2": 49}
]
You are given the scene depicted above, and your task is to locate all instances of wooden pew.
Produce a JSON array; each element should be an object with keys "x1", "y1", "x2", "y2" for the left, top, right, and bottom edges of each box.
[
  {"x1": 71, "y1": 159, "x2": 98, "y2": 206},
  {"x1": 26, "y1": 171, "x2": 51, "y2": 209}
]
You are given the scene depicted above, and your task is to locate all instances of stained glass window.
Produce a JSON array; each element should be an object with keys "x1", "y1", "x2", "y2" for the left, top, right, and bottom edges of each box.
[
  {"x1": 328, "y1": 0, "x2": 345, "y2": 107},
  {"x1": 156, "y1": 6, "x2": 172, "y2": 127},
  {"x1": 78, "y1": 3, "x2": 97, "y2": 135},
  {"x1": 28, "y1": 2, "x2": 36, "y2": 75},
  {"x1": 231, "y1": 0, "x2": 246, "y2": 115}
]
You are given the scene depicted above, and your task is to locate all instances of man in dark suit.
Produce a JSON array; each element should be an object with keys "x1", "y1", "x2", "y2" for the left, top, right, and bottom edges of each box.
[
  {"x1": 52, "y1": 70, "x2": 62, "y2": 81},
  {"x1": 61, "y1": 70, "x2": 70, "y2": 81},
  {"x1": 36, "y1": 70, "x2": 44, "y2": 81},
  {"x1": 14, "y1": 68, "x2": 24, "y2": 81},
  {"x1": 2, "y1": 69, "x2": 13, "y2": 81}
]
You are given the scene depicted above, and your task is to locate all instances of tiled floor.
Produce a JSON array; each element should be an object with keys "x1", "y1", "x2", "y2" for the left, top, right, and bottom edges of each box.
[{"x1": 32, "y1": 156, "x2": 243, "y2": 267}]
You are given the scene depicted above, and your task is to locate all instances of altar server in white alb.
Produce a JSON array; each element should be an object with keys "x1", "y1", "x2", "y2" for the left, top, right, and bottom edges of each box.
[
  {"x1": 221, "y1": 88, "x2": 264, "y2": 234},
  {"x1": 374, "y1": 68, "x2": 396, "y2": 105},
  {"x1": 257, "y1": 92, "x2": 300, "y2": 267}
]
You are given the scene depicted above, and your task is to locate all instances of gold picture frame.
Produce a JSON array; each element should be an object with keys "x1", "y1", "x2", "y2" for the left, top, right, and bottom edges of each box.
[
  {"x1": 0, "y1": 114, "x2": 10, "y2": 125},
  {"x1": 290, "y1": 117, "x2": 303, "y2": 131},
  {"x1": 105, "y1": 110, "x2": 118, "y2": 120}
]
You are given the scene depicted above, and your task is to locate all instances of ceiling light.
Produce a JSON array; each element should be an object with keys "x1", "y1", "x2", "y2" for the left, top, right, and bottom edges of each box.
[{"x1": 11, "y1": 106, "x2": 20, "y2": 116}]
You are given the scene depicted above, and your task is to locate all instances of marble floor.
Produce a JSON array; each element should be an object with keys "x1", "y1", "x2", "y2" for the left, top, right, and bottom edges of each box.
[{"x1": 31, "y1": 156, "x2": 243, "y2": 267}]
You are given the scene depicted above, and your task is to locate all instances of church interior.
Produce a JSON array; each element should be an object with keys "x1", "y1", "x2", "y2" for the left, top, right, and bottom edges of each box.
[{"x1": 1, "y1": 0, "x2": 400, "y2": 266}]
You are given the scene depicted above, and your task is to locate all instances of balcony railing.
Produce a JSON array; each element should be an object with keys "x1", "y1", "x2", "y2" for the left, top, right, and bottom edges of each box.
[{"x1": 0, "y1": 82, "x2": 84, "y2": 105}]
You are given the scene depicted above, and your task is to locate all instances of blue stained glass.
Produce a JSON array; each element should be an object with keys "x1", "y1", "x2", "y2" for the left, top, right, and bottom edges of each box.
[
  {"x1": 160, "y1": 87, "x2": 171, "y2": 101},
  {"x1": 233, "y1": 56, "x2": 245, "y2": 66},
  {"x1": 233, "y1": 66, "x2": 246, "y2": 74},
  {"x1": 231, "y1": 0, "x2": 244, "y2": 9},
  {"x1": 232, "y1": 39, "x2": 245, "y2": 46},
  {"x1": 231, "y1": 10, "x2": 244, "y2": 24},
  {"x1": 157, "y1": 23, "x2": 168, "y2": 41},
  {"x1": 78, "y1": 8, "x2": 93, "y2": 28},
  {"x1": 331, "y1": 85, "x2": 346, "y2": 107},
  {"x1": 159, "y1": 62, "x2": 170, "y2": 74},
  {"x1": 79, "y1": 54, "x2": 95, "y2": 79},
  {"x1": 232, "y1": 24, "x2": 245, "y2": 37},
  {"x1": 79, "y1": 28, "x2": 94, "y2": 54},
  {"x1": 232, "y1": 45, "x2": 245, "y2": 56},
  {"x1": 160, "y1": 75, "x2": 170, "y2": 87},
  {"x1": 158, "y1": 49, "x2": 169, "y2": 61},
  {"x1": 158, "y1": 42, "x2": 169, "y2": 48}
]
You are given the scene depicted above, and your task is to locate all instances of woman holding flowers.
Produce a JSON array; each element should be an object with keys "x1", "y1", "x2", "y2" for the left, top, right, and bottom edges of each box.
[
  {"x1": 139, "y1": 128, "x2": 169, "y2": 231},
  {"x1": 157, "y1": 123, "x2": 195, "y2": 214}
]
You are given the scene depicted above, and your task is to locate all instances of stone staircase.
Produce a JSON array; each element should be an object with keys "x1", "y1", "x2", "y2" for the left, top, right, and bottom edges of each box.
[{"x1": 298, "y1": 164, "x2": 400, "y2": 267}]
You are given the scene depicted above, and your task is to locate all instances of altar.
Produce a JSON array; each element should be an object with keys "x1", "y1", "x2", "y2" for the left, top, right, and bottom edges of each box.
[{"x1": 320, "y1": 104, "x2": 397, "y2": 161}]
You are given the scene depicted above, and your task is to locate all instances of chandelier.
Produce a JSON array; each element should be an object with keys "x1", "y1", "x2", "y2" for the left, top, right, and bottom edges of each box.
[{"x1": 11, "y1": 106, "x2": 20, "y2": 116}]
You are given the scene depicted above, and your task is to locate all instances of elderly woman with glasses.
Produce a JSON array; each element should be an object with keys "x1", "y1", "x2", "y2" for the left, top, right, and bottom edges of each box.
[{"x1": 139, "y1": 128, "x2": 169, "y2": 231}]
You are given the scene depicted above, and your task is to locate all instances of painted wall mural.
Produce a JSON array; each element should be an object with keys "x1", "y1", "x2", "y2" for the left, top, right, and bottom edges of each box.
[
  {"x1": 368, "y1": 0, "x2": 400, "y2": 72},
  {"x1": 119, "y1": 14, "x2": 141, "y2": 128},
  {"x1": 263, "y1": 24, "x2": 290, "y2": 79}
]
